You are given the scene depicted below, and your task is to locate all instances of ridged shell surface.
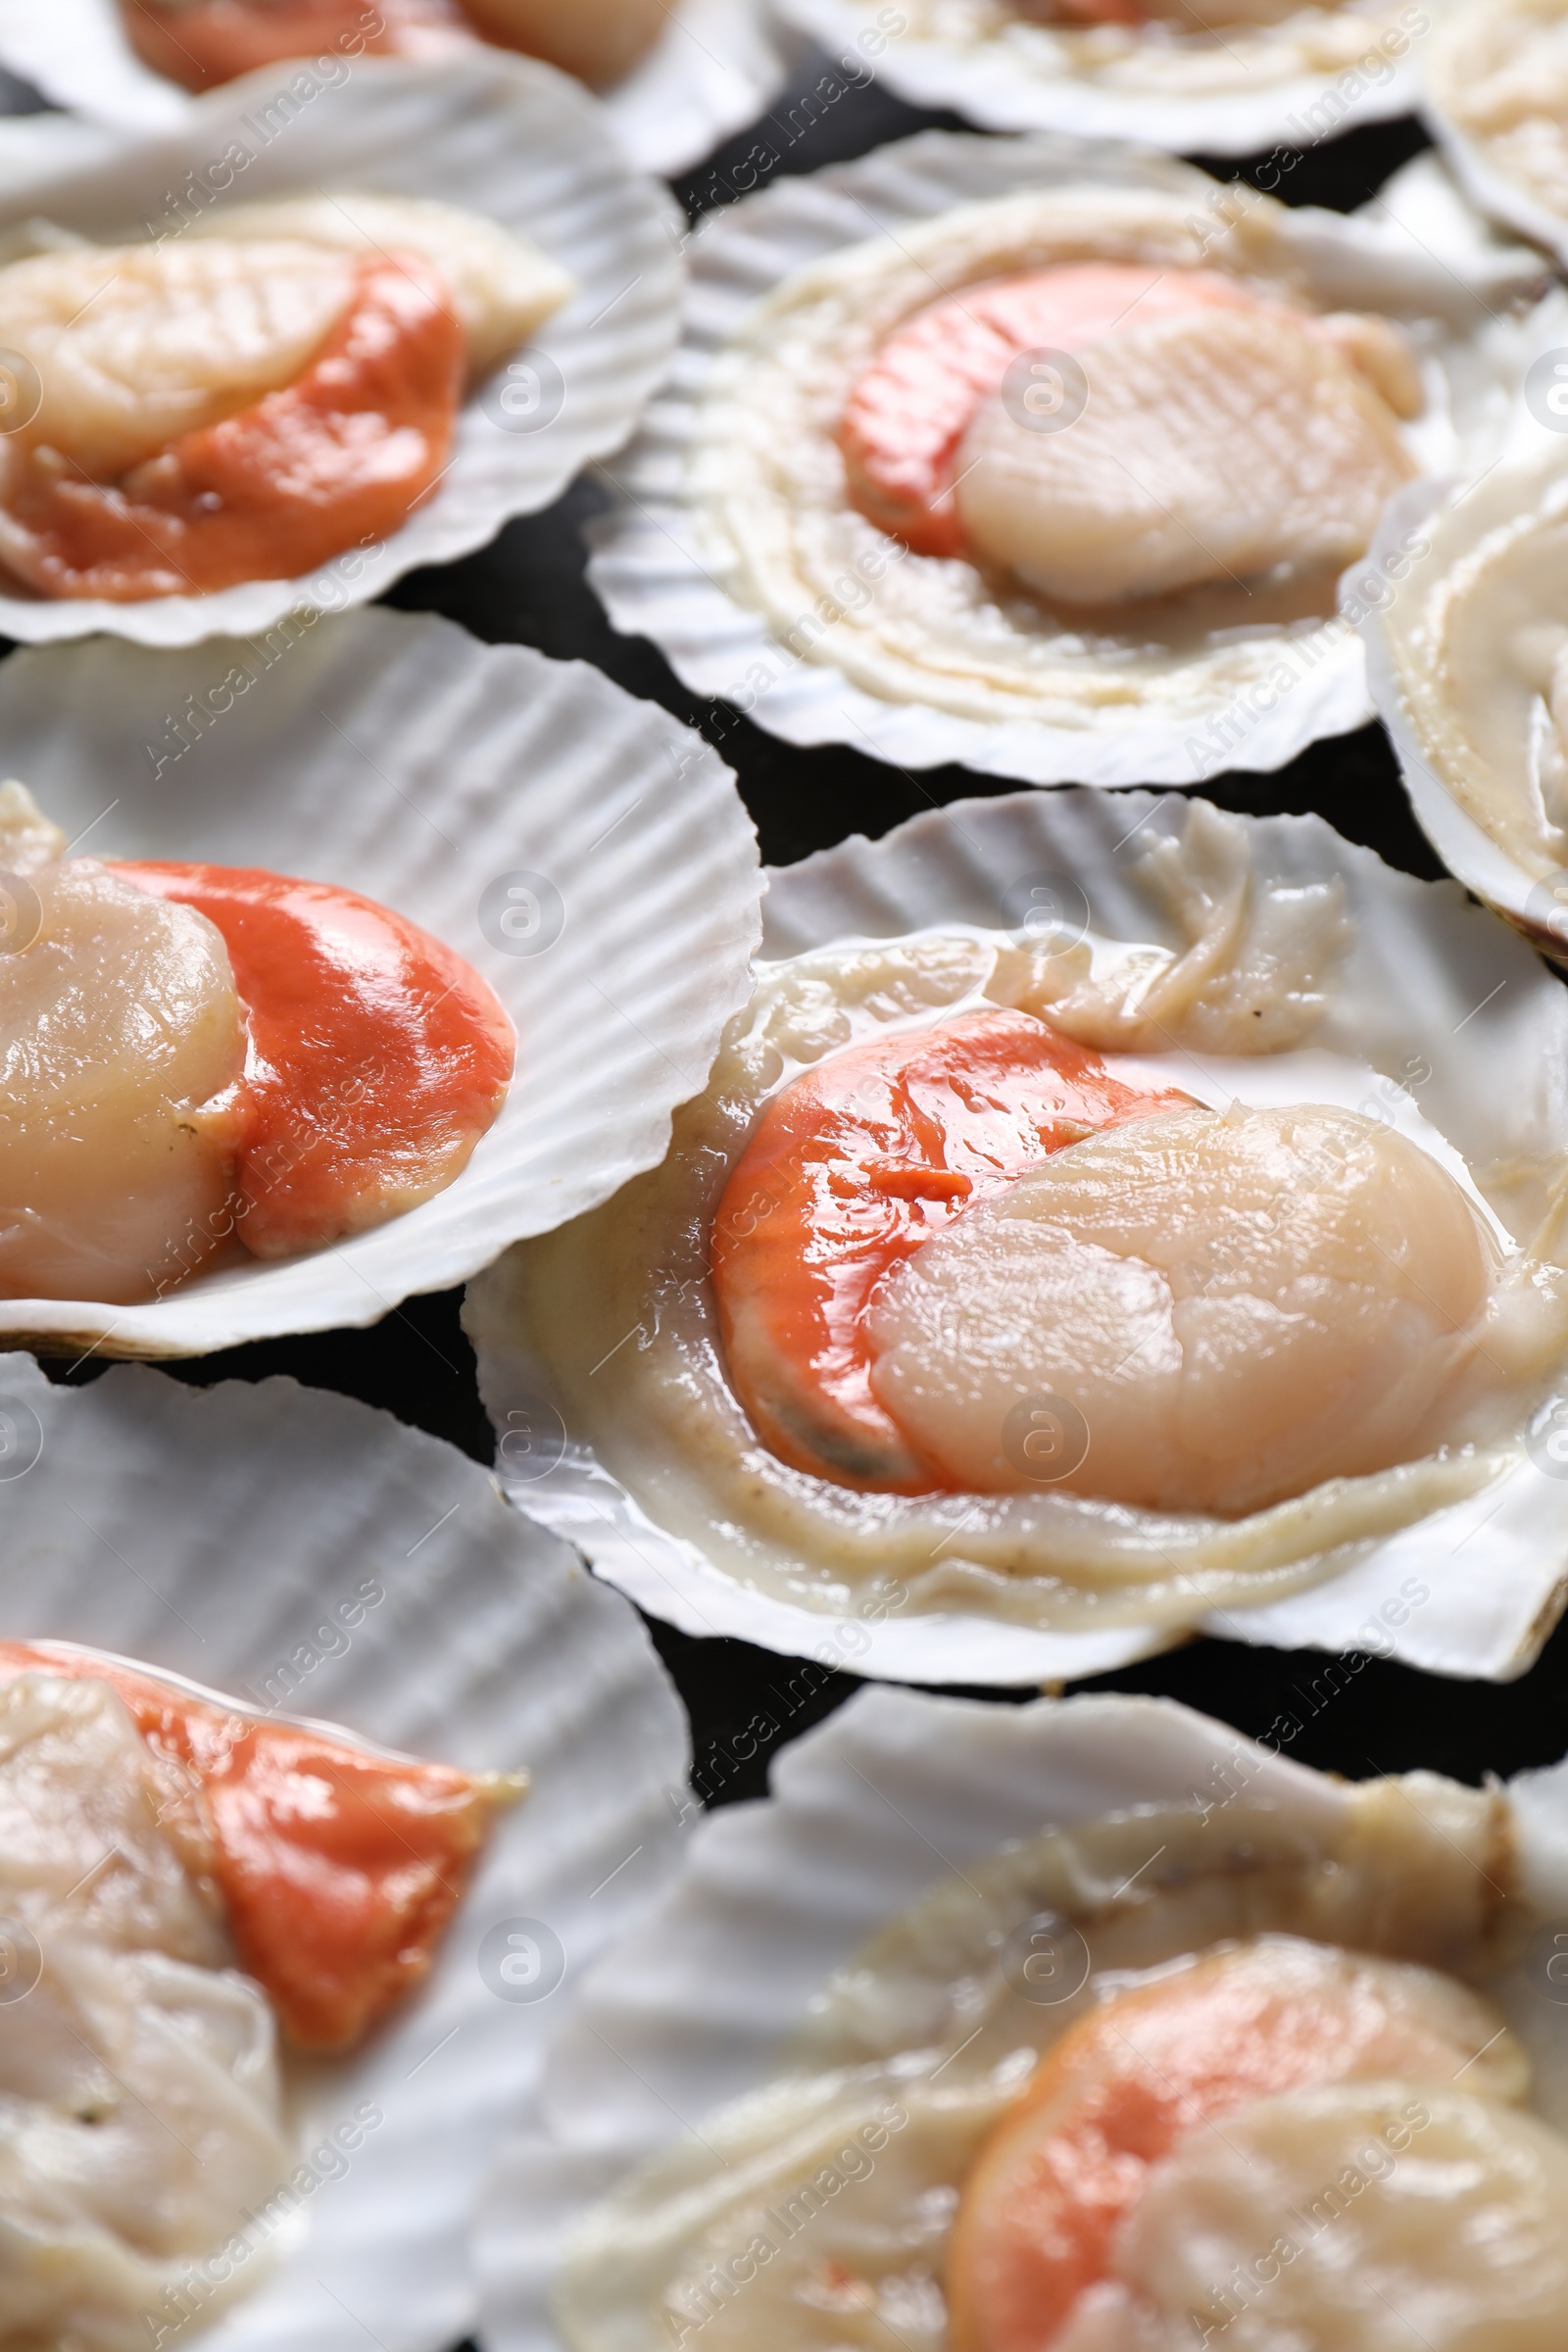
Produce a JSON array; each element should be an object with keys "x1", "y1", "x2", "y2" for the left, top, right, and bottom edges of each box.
[
  {"x1": 782, "y1": 0, "x2": 1452, "y2": 156},
  {"x1": 466, "y1": 785, "x2": 1568, "y2": 1687},
  {"x1": 0, "y1": 1348, "x2": 691, "y2": 2352},
  {"x1": 0, "y1": 605, "x2": 760, "y2": 1355},
  {"x1": 0, "y1": 52, "x2": 684, "y2": 646},
  {"x1": 472, "y1": 1685, "x2": 1568, "y2": 2352},
  {"x1": 0, "y1": 0, "x2": 789, "y2": 175}
]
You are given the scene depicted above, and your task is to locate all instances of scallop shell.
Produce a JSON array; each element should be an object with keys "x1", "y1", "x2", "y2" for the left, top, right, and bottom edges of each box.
[
  {"x1": 1354, "y1": 474, "x2": 1535, "y2": 944},
  {"x1": 0, "y1": 51, "x2": 683, "y2": 648},
  {"x1": 596, "y1": 0, "x2": 794, "y2": 178},
  {"x1": 0, "y1": 1344, "x2": 691, "y2": 2352},
  {"x1": 779, "y1": 0, "x2": 1445, "y2": 157},
  {"x1": 1351, "y1": 421, "x2": 1568, "y2": 962},
  {"x1": 471, "y1": 1683, "x2": 1568, "y2": 2352},
  {"x1": 0, "y1": 603, "x2": 760, "y2": 1356},
  {"x1": 585, "y1": 134, "x2": 1546, "y2": 789},
  {"x1": 466, "y1": 783, "x2": 1568, "y2": 1689},
  {"x1": 0, "y1": 0, "x2": 789, "y2": 174},
  {"x1": 1421, "y1": 0, "x2": 1568, "y2": 274},
  {"x1": 0, "y1": 110, "x2": 121, "y2": 194}
]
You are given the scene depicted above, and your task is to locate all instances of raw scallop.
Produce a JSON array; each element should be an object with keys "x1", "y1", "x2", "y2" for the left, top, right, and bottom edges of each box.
[
  {"x1": 1056, "y1": 2082, "x2": 1568, "y2": 2349},
  {"x1": 864, "y1": 1103, "x2": 1495, "y2": 1515},
  {"x1": 0, "y1": 239, "x2": 361, "y2": 480},
  {"x1": 1429, "y1": 0, "x2": 1568, "y2": 232},
  {"x1": 949, "y1": 1938, "x2": 1527, "y2": 2352},
  {"x1": 118, "y1": 0, "x2": 469, "y2": 90},
  {"x1": 711, "y1": 1007, "x2": 1191, "y2": 1491},
  {"x1": 0, "y1": 1636, "x2": 521, "y2": 2052},
  {"x1": 0, "y1": 197, "x2": 568, "y2": 490},
  {"x1": 0, "y1": 1673, "x2": 291, "y2": 2352},
  {"x1": 955, "y1": 306, "x2": 1415, "y2": 605},
  {"x1": 0, "y1": 254, "x2": 466, "y2": 602},
  {"x1": 0, "y1": 794, "x2": 245, "y2": 1305},
  {"x1": 544, "y1": 1762, "x2": 1560, "y2": 2352}
]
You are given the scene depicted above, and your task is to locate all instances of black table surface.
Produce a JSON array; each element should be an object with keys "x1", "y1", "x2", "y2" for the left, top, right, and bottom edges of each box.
[{"x1": 12, "y1": 44, "x2": 1568, "y2": 2343}]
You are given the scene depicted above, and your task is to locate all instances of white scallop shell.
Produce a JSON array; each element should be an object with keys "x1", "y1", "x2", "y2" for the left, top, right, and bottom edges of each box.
[
  {"x1": 0, "y1": 603, "x2": 761, "y2": 1356},
  {"x1": 779, "y1": 0, "x2": 1446, "y2": 157},
  {"x1": 0, "y1": 52, "x2": 684, "y2": 647},
  {"x1": 0, "y1": 0, "x2": 789, "y2": 175},
  {"x1": 1353, "y1": 472, "x2": 1539, "y2": 948},
  {"x1": 585, "y1": 134, "x2": 1546, "y2": 789},
  {"x1": 597, "y1": 0, "x2": 795, "y2": 178},
  {"x1": 0, "y1": 1344, "x2": 692, "y2": 2352},
  {"x1": 466, "y1": 783, "x2": 1568, "y2": 1688},
  {"x1": 1350, "y1": 418, "x2": 1568, "y2": 960},
  {"x1": 471, "y1": 1684, "x2": 1568, "y2": 2352},
  {"x1": 1420, "y1": 0, "x2": 1568, "y2": 274},
  {"x1": 0, "y1": 111, "x2": 122, "y2": 194}
]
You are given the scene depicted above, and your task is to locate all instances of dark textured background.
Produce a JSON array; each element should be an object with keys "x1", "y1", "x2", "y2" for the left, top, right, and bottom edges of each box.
[{"x1": 36, "y1": 43, "x2": 1568, "y2": 1803}]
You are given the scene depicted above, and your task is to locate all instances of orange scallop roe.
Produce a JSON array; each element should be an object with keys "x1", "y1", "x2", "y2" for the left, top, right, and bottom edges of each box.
[
  {"x1": 0, "y1": 1638, "x2": 515, "y2": 2052},
  {"x1": 0, "y1": 251, "x2": 466, "y2": 602},
  {"x1": 117, "y1": 861, "x2": 514, "y2": 1262},
  {"x1": 838, "y1": 264, "x2": 1257, "y2": 557},
  {"x1": 947, "y1": 1944, "x2": 1471, "y2": 2352},
  {"x1": 710, "y1": 1006, "x2": 1190, "y2": 1491},
  {"x1": 117, "y1": 0, "x2": 467, "y2": 88}
]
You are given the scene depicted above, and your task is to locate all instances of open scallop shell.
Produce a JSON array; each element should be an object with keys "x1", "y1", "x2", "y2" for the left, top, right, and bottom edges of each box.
[
  {"x1": 472, "y1": 1683, "x2": 1568, "y2": 2352},
  {"x1": 0, "y1": 1345, "x2": 691, "y2": 2352},
  {"x1": 1351, "y1": 429, "x2": 1568, "y2": 962},
  {"x1": 1421, "y1": 0, "x2": 1568, "y2": 274},
  {"x1": 0, "y1": 51, "x2": 683, "y2": 648},
  {"x1": 778, "y1": 0, "x2": 1442, "y2": 157},
  {"x1": 592, "y1": 0, "x2": 793, "y2": 178},
  {"x1": 0, "y1": 0, "x2": 789, "y2": 175},
  {"x1": 466, "y1": 784, "x2": 1568, "y2": 1689},
  {"x1": 0, "y1": 603, "x2": 760, "y2": 1356},
  {"x1": 585, "y1": 133, "x2": 1546, "y2": 789}
]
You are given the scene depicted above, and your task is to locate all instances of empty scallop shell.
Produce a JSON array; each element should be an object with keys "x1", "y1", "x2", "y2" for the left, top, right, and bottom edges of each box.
[
  {"x1": 0, "y1": 0, "x2": 788, "y2": 175},
  {"x1": 1422, "y1": 0, "x2": 1568, "y2": 273},
  {"x1": 0, "y1": 603, "x2": 760, "y2": 1356},
  {"x1": 472, "y1": 1683, "x2": 1568, "y2": 2352},
  {"x1": 0, "y1": 51, "x2": 683, "y2": 647},
  {"x1": 0, "y1": 1345, "x2": 691, "y2": 2352},
  {"x1": 586, "y1": 134, "x2": 1546, "y2": 789},
  {"x1": 779, "y1": 0, "x2": 1444, "y2": 157},
  {"x1": 466, "y1": 784, "x2": 1568, "y2": 1689}
]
